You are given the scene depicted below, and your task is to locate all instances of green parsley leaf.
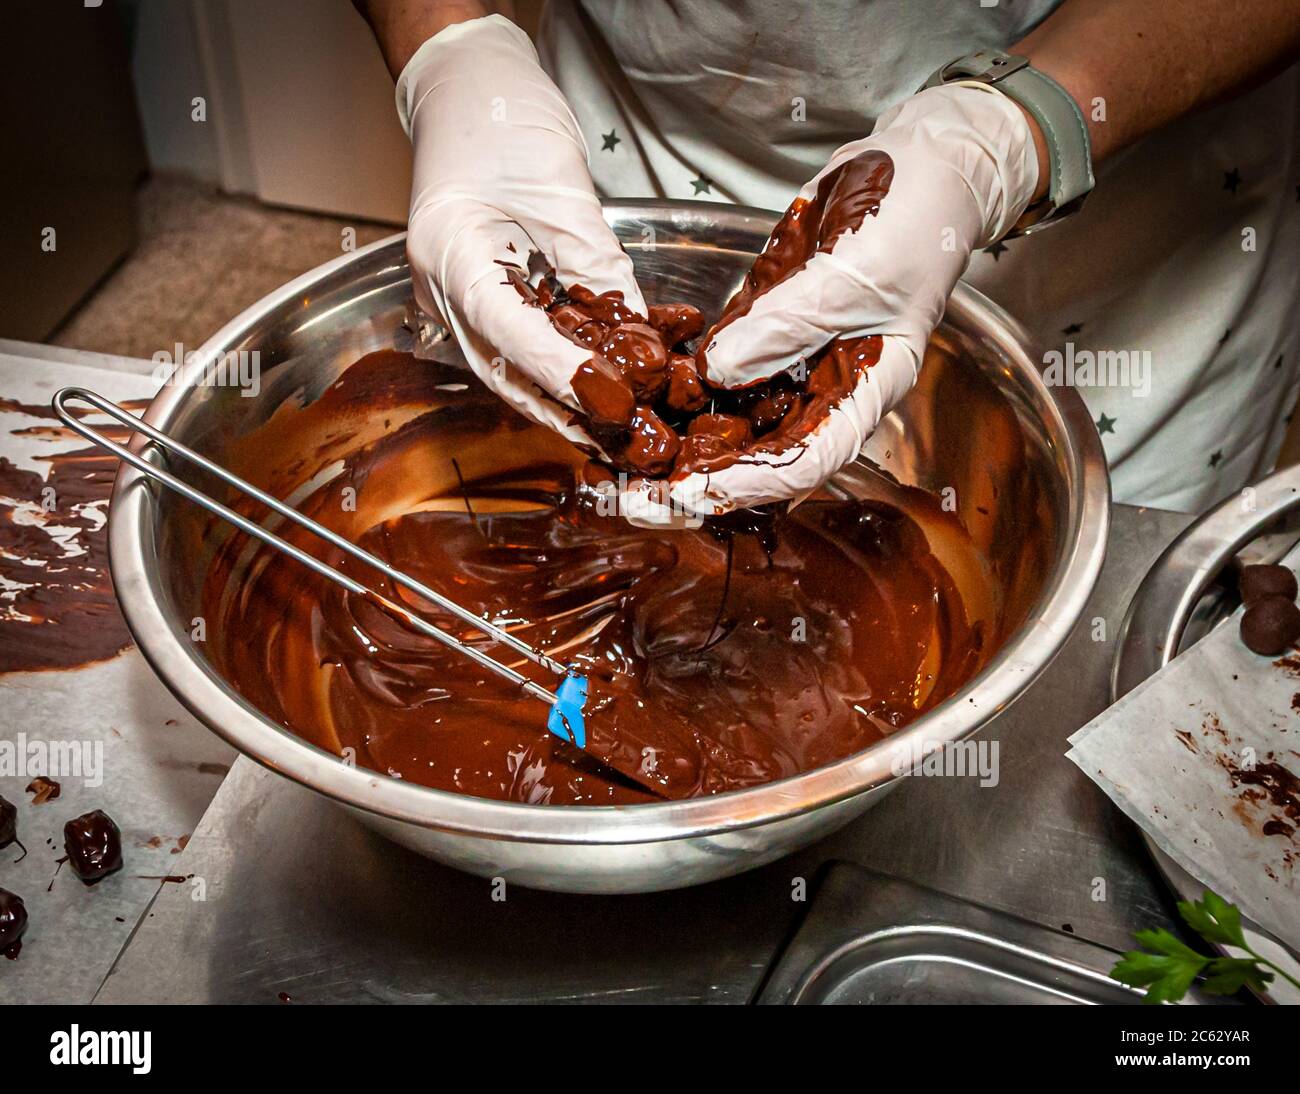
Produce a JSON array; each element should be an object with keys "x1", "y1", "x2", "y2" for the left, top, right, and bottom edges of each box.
[
  {"x1": 1199, "y1": 957, "x2": 1272, "y2": 996},
  {"x1": 1112, "y1": 891, "x2": 1272, "y2": 1003},
  {"x1": 1178, "y1": 890, "x2": 1247, "y2": 949},
  {"x1": 1111, "y1": 936, "x2": 1207, "y2": 1004}
]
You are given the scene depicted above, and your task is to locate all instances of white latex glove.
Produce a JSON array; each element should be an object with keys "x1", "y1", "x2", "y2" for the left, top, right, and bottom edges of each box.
[
  {"x1": 638, "y1": 82, "x2": 1039, "y2": 525},
  {"x1": 398, "y1": 14, "x2": 646, "y2": 449}
]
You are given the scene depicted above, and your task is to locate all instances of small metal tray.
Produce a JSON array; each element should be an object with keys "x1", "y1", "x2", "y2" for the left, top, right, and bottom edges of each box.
[{"x1": 758, "y1": 864, "x2": 1143, "y2": 1005}]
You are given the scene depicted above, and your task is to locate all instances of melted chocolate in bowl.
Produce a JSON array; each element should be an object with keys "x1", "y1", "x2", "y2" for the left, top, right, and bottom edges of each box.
[{"x1": 201, "y1": 350, "x2": 998, "y2": 807}]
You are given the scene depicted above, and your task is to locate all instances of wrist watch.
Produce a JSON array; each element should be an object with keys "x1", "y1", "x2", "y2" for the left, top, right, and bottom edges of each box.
[{"x1": 923, "y1": 49, "x2": 1094, "y2": 237}]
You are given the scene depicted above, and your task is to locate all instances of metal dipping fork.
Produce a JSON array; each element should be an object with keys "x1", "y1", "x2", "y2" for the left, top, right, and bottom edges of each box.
[{"x1": 52, "y1": 388, "x2": 596, "y2": 756}]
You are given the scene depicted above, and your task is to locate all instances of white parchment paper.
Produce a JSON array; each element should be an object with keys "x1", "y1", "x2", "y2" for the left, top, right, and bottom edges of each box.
[
  {"x1": 1067, "y1": 551, "x2": 1300, "y2": 953},
  {"x1": 0, "y1": 347, "x2": 235, "y2": 1003}
]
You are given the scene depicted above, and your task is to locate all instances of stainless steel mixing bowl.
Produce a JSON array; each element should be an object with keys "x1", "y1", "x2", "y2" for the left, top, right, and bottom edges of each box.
[{"x1": 109, "y1": 201, "x2": 1109, "y2": 893}]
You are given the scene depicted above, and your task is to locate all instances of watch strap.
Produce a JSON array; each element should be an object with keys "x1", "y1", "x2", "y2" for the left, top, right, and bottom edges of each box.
[{"x1": 925, "y1": 50, "x2": 1094, "y2": 236}]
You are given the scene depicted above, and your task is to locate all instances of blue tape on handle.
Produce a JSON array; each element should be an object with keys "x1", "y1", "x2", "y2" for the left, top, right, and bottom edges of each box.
[{"x1": 547, "y1": 674, "x2": 588, "y2": 750}]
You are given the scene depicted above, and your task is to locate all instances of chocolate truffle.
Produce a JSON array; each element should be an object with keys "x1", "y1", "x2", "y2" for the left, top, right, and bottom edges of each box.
[
  {"x1": 598, "y1": 323, "x2": 670, "y2": 400},
  {"x1": 624, "y1": 406, "x2": 680, "y2": 476},
  {"x1": 566, "y1": 285, "x2": 644, "y2": 326},
  {"x1": 664, "y1": 354, "x2": 708, "y2": 412},
  {"x1": 647, "y1": 302, "x2": 705, "y2": 345},
  {"x1": 570, "y1": 357, "x2": 635, "y2": 428},
  {"x1": 1239, "y1": 563, "x2": 1298, "y2": 607},
  {"x1": 550, "y1": 304, "x2": 595, "y2": 335},
  {"x1": 552, "y1": 269, "x2": 883, "y2": 482},
  {"x1": 63, "y1": 809, "x2": 123, "y2": 883},
  {"x1": 687, "y1": 412, "x2": 753, "y2": 450},
  {"x1": 748, "y1": 382, "x2": 798, "y2": 434},
  {"x1": 0, "y1": 796, "x2": 15, "y2": 848},
  {"x1": 1240, "y1": 595, "x2": 1300, "y2": 656},
  {"x1": 0, "y1": 887, "x2": 26, "y2": 958}
]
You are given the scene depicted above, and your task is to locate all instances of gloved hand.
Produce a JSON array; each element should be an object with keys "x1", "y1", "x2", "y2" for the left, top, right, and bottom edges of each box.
[
  {"x1": 638, "y1": 82, "x2": 1040, "y2": 525},
  {"x1": 398, "y1": 14, "x2": 646, "y2": 449}
]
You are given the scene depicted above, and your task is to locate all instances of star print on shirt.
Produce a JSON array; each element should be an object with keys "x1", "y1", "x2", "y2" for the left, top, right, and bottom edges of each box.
[
  {"x1": 1096, "y1": 413, "x2": 1116, "y2": 435},
  {"x1": 984, "y1": 240, "x2": 1007, "y2": 261},
  {"x1": 1223, "y1": 168, "x2": 1242, "y2": 195},
  {"x1": 1209, "y1": 450, "x2": 1224, "y2": 468},
  {"x1": 690, "y1": 174, "x2": 713, "y2": 195},
  {"x1": 600, "y1": 129, "x2": 620, "y2": 152}
]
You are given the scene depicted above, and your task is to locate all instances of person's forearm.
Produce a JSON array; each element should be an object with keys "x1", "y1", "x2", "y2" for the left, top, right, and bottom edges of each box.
[
  {"x1": 1014, "y1": 0, "x2": 1300, "y2": 199},
  {"x1": 354, "y1": 0, "x2": 513, "y2": 79}
]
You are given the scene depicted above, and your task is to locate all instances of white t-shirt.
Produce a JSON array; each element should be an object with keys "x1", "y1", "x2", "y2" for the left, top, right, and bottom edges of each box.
[{"x1": 538, "y1": 0, "x2": 1300, "y2": 512}]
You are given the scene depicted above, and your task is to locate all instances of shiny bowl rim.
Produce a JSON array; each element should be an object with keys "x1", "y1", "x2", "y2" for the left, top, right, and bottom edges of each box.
[{"x1": 108, "y1": 202, "x2": 1110, "y2": 845}]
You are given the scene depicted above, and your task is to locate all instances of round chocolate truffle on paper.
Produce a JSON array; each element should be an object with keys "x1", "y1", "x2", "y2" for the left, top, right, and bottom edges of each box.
[
  {"x1": 1239, "y1": 563, "x2": 1298, "y2": 607},
  {"x1": 1240, "y1": 595, "x2": 1300, "y2": 656}
]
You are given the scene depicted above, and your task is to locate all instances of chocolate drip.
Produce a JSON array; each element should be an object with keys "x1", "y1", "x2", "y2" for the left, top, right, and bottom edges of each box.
[{"x1": 705, "y1": 150, "x2": 894, "y2": 343}]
